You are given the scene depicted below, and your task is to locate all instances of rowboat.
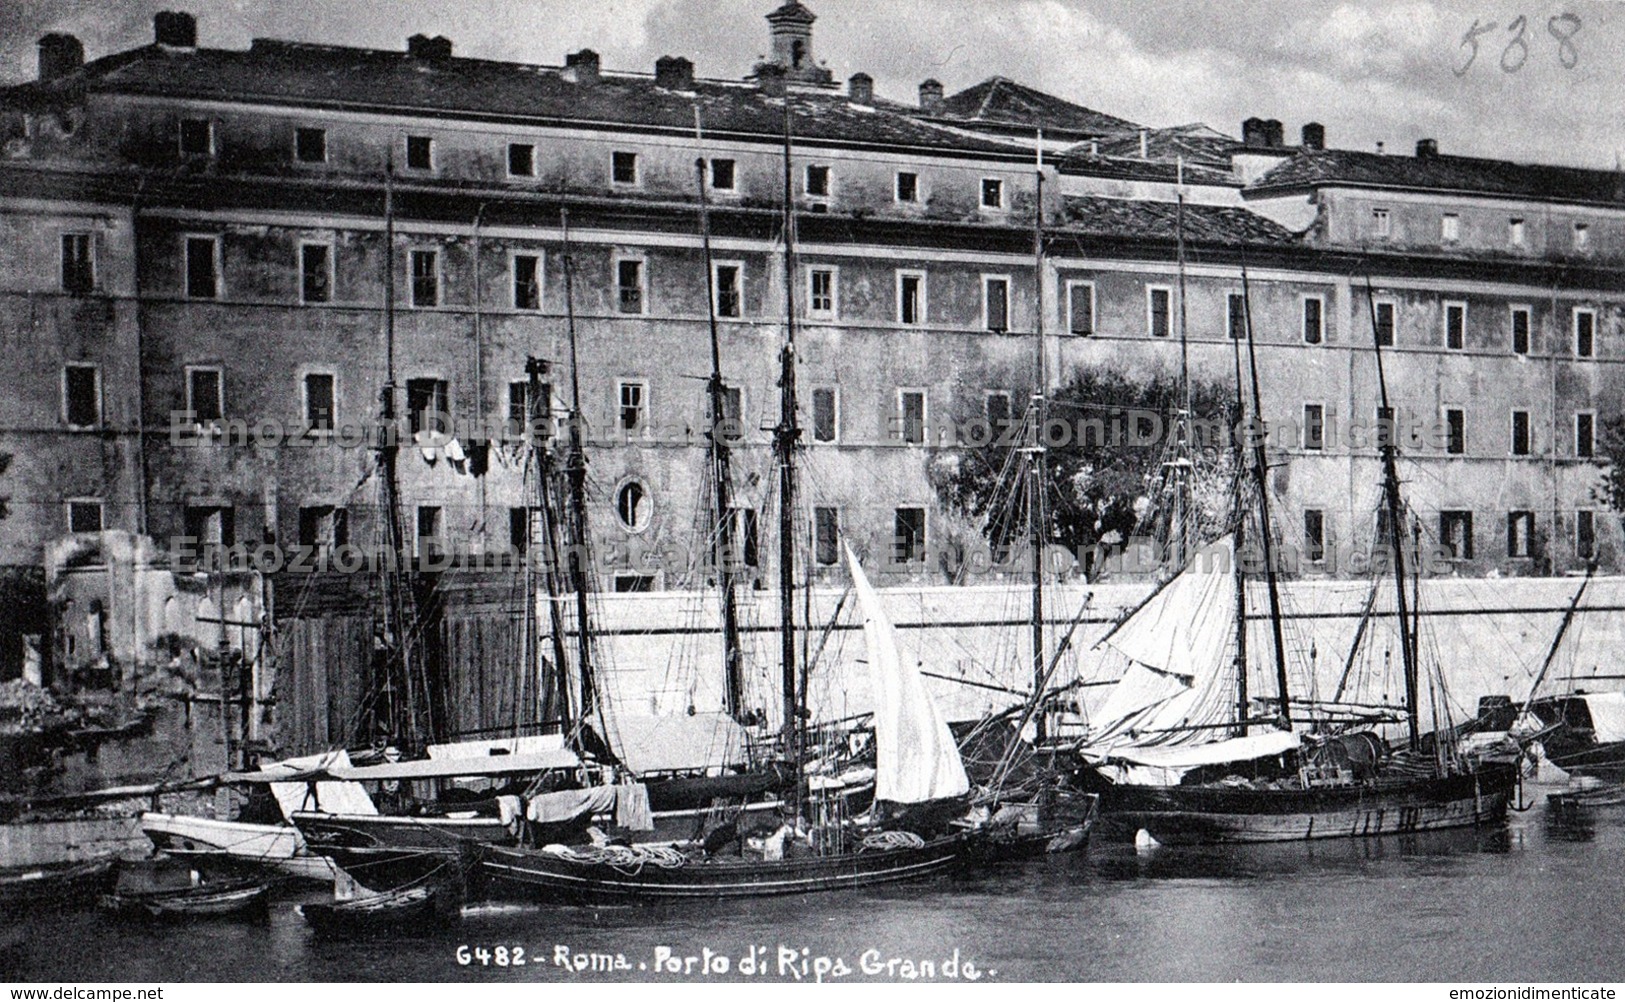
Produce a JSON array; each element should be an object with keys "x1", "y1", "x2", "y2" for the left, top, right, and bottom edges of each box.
[
  {"x1": 0, "y1": 856, "x2": 116, "y2": 908},
  {"x1": 299, "y1": 884, "x2": 457, "y2": 937}
]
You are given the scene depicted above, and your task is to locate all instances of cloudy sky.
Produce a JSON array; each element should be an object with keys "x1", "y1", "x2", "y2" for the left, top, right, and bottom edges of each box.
[{"x1": 1, "y1": 1, "x2": 1616, "y2": 168}]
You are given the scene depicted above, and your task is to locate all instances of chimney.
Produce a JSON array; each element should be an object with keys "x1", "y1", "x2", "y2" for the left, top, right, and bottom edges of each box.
[
  {"x1": 755, "y1": 62, "x2": 786, "y2": 96},
  {"x1": 918, "y1": 78, "x2": 944, "y2": 114},
  {"x1": 1139, "y1": 128, "x2": 1149, "y2": 159},
  {"x1": 153, "y1": 11, "x2": 197, "y2": 49},
  {"x1": 564, "y1": 49, "x2": 600, "y2": 85},
  {"x1": 655, "y1": 55, "x2": 694, "y2": 90},
  {"x1": 406, "y1": 34, "x2": 453, "y2": 60},
  {"x1": 1416, "y1": 137, "x2": 1438, "y2": 159},
  {"x1": 1301, "y1": 122, "x2": 1325, "y2": 151},
  {"x1": 1264, "y1": 119, "x2": 1284, "y2": 148},
  {"x1": 37, "y1": 34, "x2": 84, "y2": 81},
  {"x1": 1242, "y1": 117, "x2": 1268, "y2": 149},
  {"x1": 848, "y1": 72, "x2": 873, "y2": 105}
]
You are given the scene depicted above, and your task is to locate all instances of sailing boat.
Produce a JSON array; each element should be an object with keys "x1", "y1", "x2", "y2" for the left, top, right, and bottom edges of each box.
[
  {"x1": 1067, "y1": 272, "x2": 1517, "y2": 845},
  {"x1": 467, "y1": 546, "x2": 981, "y2": 901}
]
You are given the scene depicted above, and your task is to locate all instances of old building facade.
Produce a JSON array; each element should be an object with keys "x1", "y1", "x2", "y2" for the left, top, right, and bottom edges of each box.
[{"x1": 3, "y1": 2, "x2": 1623, "y2": 688}]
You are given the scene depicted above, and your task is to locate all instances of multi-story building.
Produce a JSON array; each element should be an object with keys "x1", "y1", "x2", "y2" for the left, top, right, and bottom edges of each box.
[{"x1": 2, "y1": 2, "x2": 1622, "y2": 689}]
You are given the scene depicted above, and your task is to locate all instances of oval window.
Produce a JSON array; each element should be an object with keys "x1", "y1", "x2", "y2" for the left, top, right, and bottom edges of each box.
[{"x1": 615, "y1": 480, "x2": 650, "y2": 532}]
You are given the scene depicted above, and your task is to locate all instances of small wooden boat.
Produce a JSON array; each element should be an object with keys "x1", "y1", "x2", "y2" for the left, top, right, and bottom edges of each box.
[
  {"x1": 0, "y1": 856, "x2": 117, "y2": 908},
  {"x1": 298, "y1": 883, "x2": 456, "y2": 936},
  {"x1": 100, "y1": 877, "x2": 272, "y2": 919}
]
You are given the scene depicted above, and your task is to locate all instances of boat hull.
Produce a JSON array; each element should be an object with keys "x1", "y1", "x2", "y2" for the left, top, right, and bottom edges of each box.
[
  {"x1": 140, "y1": 812, "x2": 335, "y2": 883},
  {"x1": 101, "y1": 880, "x2": 271, "y2": 919},
  {"x1": 299, "y1": 885, "x2": 455, "y2": 937},
  {"x1": 1089, "y1": 764, "x2": 1516, "y2": 845},
  {"x1": 475, "y1": 834, "x2": 976, "y2": 903},
  {"x1": 0, "y1": 857, "x2": 117, "y2": 908}
]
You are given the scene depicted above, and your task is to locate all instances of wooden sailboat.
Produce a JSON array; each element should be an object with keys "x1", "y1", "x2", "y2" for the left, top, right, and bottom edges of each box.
[{"x1": 1068, "y1": 269, "x2": 1517, "y2": 844}]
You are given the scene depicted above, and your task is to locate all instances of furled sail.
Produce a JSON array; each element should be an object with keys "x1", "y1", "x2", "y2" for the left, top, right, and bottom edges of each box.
[
  {"x1": 1085, "y1": 534, "x2": 1241, "y2": 749},
  {"x1": 846, "y1": 545, "x2": 970, "y2": 804}
]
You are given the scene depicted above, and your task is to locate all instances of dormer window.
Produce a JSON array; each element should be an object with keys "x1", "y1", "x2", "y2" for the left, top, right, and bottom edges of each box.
[
  {"x1": 612, "y1": 151, "x2": 639, "y2": 186},
  {"x1": 405, "y1": 135, "x2": 433, "y2": 171},
  {"x1": 179, "y1": 118, "x2": 213, "y2": 157},
  {"x1": 295, "y1": 127, "x2": 327, "y2": 164}
]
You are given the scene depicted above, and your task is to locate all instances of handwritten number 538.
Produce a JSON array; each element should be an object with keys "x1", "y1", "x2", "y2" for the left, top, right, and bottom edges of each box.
[{"x1": 1454, "y1": 13, "x2": 1580, "y2": 76}]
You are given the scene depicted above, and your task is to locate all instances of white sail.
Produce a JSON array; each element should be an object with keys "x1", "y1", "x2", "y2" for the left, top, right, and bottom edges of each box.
[
  {"x1": 846, "y1": 545, "x2": 970, "y2": 804},
  {"x1": 1086, "y1": 534, "x2": 1241, "y2": 748}
]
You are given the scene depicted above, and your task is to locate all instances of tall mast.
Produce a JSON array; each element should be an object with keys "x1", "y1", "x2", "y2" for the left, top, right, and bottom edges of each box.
[
  {"x1": 560, "y1": 209, "x2": 595, "y2": 721},
  {"x1": 1362, "y1": 277, "x2": 1419, "y2": 749},
  {"x1": 526, "y1": 356, "x2": 573, "y2": 733},
  {"x1": 1028, "y1": 140, "x2": 1048, "y2": 743},
  {"x1": 1229, "y1": 307, "x2": 1250, "y2": 736},
  {"x1": 692, "y1": 139, "x2": 747, "y2": 720},
  {"x1": 1171, "y1": 156, "x2": 1192, "y2": 570},
  {"x1": 1239, "y1": 263, "x2": 1292, "y2": 727},
  {"x1": 775, "y1": 92, "x2": 801, "y2": 760},
  {"x1": 375, "y1": 153, "x2": 421, "y2": 747}
]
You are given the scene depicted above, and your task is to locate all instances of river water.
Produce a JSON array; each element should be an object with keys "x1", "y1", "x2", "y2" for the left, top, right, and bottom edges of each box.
[{"x1": 5, "y1": 782, "x2": 1623, "y2": 983}]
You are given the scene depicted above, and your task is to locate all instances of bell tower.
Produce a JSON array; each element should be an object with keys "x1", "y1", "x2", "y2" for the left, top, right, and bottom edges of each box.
[{"x1": 764, "y1": 2, "x2": 832, "y2": 85}]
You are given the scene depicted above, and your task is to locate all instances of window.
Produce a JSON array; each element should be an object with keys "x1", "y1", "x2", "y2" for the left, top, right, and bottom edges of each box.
[
  {"x1": 1372, "y1": 207, "x2": 1391, "y2": 238},
  {"x1": 67, "y1": 500, "x2": 103, "y2": 534},
  {"x1": 405, "y1": 377, "x2": 449, "y2": 436},
  {"x1": 186, "y1": 366, "x2": 223, "y2": 423},
  {"x1": 897, "y1": 271, "x2": 924, "y2": 325},
  {"x1": 179, "y1": 118, "x2": 212, "y2": 157},
  {"x1": 1439, "y1": 510, "x2": 1473, "y2": 560},
  {"x1": 808, "y1": 267, "x2": 836, "y2": 318},
  {"x1": 185, "y1": 236, "x2": 218, "y2": 299},
  {"x1": 1511, "y1": 409, "x2": 1531, "y2": 456},
  {"x1": 185, "y1": 505, "x2": 236, "y2": 548},
  {"x1": 986, "y1": 391, "x2": 1013, "y2": 438},
  {"x1": 616, "y1": 258, "x2": 644, "y2": 314},
  {"x1": 405, "y1": 135, "x2": 433, "y2": 171},
  {"x1": 1302, "y1": 295, "x2": 1324, "y2": 345},
  {"x1": 617, "y1": 381, "x2": 647, "y2": 433},
  {"x1": 1507, "y1": 511, "x2": 1535, "y2": 558},
  {"x1": 1303, "y1": 509, "x2": 1325, "y2": 563},
  {"x1": 1445, "y1": 408, "x2": 1465, "y2": 455},
  {"x1": 615, "y1": 480, "x2": 650, "y2": 531},
  {"x1": 1068, "y1": 281, "x2": 1094, "y2": 336},
  {"x1": 295, "y1": 127, "x2": 327, "y2": 164},
  {"x1": 1576, "y1": 411, "x2": 1595, "y2": 459},
  {"x1": 1574, "y1": 308, "x2": 1596, "y2": 358},
  {"x1": 507, "y1": 143, "x2": 534, "y2": 177},
  {"x1": 709, "y1": 384, "x2": 743, "y2": 426},
  {"x1": 895, "y1": 171, "x2": 919, "y2": 203},
  {"x1": 814, "y1": 507, "x2": 839, "y2": 566},
  {"x1": 61, "y1": 233, "x2": 93, "y2": 294},
  {"x1": 1148, "y1": 286, "x2": 1171, "y2": 338},
  {"x1": 1509, "y1": 218, "x2": 1526, "y2": 247},
  {"x1": 1441, "y1": 213, "x2": 1459, "y2": 242},
  {"x1": 731, "y1": 507, "x2": 760, "y2": 568},
  {"x1": 303, "y1": 373, "x2": 335, "y2": 431},
  {"x1": 1574, "y1": 222, "x2": 1591, "y2": 252},
  {"x1": 415, "y1": 506, "x2": 442, "y2": 557},
  {"x1": 1510, "y1": 305, "x2": 1531, "y2": 355},
  {"x1": 508, "y1": 507, "x2": 541, "y2": 556},
  {"x1": 709, "y1": 158, "x2": 736, "y2": 191},
  {"x1": 1375, "y1": 405, "x2": 1396, "y2": 448},
  {"x1": 1444, "y1": 301, "x2": 1466, "y2": 350},
  {"x1": 980, "y1": 178, "x2": 1004, "y2": 209},
  {"x1": 811, "y1": 387, "x2": 838, "y2": 443},
  {"x1": 893, "y1": 507, "x2": 926, "y2": 564},
  {"x1": 410, "y1": 249, "x2": 438, "y2": 307},
  {"x1": 1302, "y1": 404, "x2": 1324, "y2": 451},
  {"x1": 300, "y1": 243, "x2": 331, "y2": 304},
  {"x1": 1577, "y1": 510, "x2": 1597, "y2": 560},
  {"x1": 299, "y1": 506, "x2": 349, "y2": 553},
  {"x1": 983, "y1": 276, "x2": 1010, "y2": 332},
  {"x1": 1227, "y1": 292, "x2": 1247, "y2": 340},
  {"x1": 611, "y1": 151, "x2": 638, "y2": 185},
  {"x1": 63, "y1": 364, "x2": 100, "y2": 429},
  {"x1": 614, "y1": 573, "x2": 656, "y2": 592},
  {"x1": 513, "y1": 253, "x2": 541, "y2": 311},
  {"x1": 898, "y1": 390, "x2": 926, "y2": 446},
  {"x1": 805, "y1": 164, "x2": 830, "y2": 198},
  {"x1": 713, "y1": 262, "x2": 742, "y2": 318},
  {"x1": 1373, "y1": 299, "x2": 1395, "y2": 347},
  {"x1": 509, "y1": 379, "x2": 551, "y2": 436}
]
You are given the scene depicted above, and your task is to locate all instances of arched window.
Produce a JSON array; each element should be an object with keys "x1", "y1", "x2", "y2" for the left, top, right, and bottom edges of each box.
[
  {"x1": 791, "y1": 39, "x2": 805, "y2": 67},
  {"x1": 615, "y1": 480, "x2": 650, "y2": 532}
]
